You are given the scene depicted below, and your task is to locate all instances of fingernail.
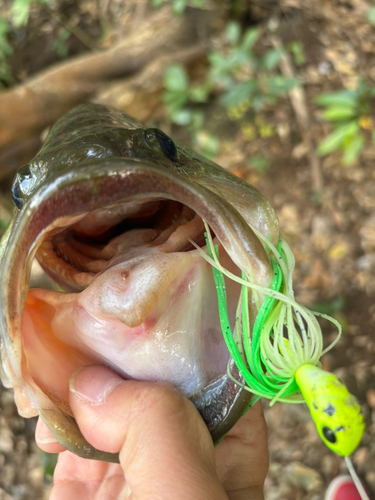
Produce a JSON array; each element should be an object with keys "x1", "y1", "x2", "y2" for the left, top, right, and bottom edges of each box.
[
  {"x1": 36, "y1": 435, "x2": 58, "y2": 445},
  {"x1": 69, "y1": 365, "x2": 123, "y2": 404},
  {"x1": 36, "y1": 420, "x2": 58, "y2": 445}
]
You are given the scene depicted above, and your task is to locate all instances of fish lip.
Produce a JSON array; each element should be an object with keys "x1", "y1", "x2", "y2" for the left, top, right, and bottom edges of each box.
[{"x1": 0, "y1": 156, "x2": 271, "y2": 459}]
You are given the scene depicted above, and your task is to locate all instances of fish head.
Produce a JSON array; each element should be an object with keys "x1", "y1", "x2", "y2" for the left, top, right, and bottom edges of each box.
[{"x1": 0, "y1": 103, "x2": 279, "y2": 462}]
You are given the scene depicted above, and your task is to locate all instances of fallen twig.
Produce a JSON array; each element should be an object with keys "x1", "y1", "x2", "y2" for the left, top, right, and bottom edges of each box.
[
  {"x1": 44, "y1": 5, "x2": 98, "y2": 52},
  {"x1": 0, "y1": 7, "x2": 216, "y2": 174},
  {"x1": 271, "y1": 35, "x2": 323, "y2": 194}
]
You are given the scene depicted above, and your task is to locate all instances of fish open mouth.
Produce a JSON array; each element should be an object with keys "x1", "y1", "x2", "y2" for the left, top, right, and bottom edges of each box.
[
  {"x1": 37, "y1": 199, "x2": 211, "y2": 290},
  {"x1": 24, "y1": 195, "x2": 240, "y2": 412},
  {"x1": 1, "y1": 157, "x2": 272, "y2": 459}
]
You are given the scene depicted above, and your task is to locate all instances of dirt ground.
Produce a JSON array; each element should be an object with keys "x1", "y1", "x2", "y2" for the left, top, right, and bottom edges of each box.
[{"x1": 0, "y1": 0, "x2": 374, "y2": 499}]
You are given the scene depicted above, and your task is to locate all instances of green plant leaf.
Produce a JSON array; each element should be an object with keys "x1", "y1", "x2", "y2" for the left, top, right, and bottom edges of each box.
[
  {"x1": 266, "y1": 76, "x2": 298, "y2": 95},
  {"x1": 261, "y1": 48, "x2": 283, "y2": 70},
  {"x1": 221, "y1": 81, "x2": 257, "y2": 108},
  {"x1": 52, "y1": 29, "x2": 70, "y2": 59},
  {"x1": 171, "y1": 108, "x2": 192, "y2": 125},
  {"x1": 208, "y1": 52, "x2": 232, "y2": 76},
  {"x1": 0, "y1": 19, "x2": 13, "y2": 59},
  {"x1": 322, "y1": 106, "x2": 357, "y2": 121},
  {"x1": 152, "y1": 0, "x2": 165, "y2": 6},
  {"x1": 190, "y1": 110, "x2": 204, "y2": 129},
  {"x1": 0, "y1": 61, "x2": 13, "y2": 86},
  {"x1": 288, "y1": 41, "x2": 306, "y2": 66},
  {"x1": 317, "y1": 121, "x2": 359, "y2": 156},
  {"x1": 163, "y1": 90, "x2": 187, "y2": 110},
  {"x1": 315, "y1": 91, "x2": 357, "y2": 108},
  {"x1": 342, "y1": 134, "x2": 365, "y2": 166},
  {"x1": 163, "y1": 64, "x2": 188, "y2": 92},
  {"x1": 241, "y1": 28, "x2": 259, "y2": 51},
  {"x1": 310, "y1": 297, "x2": 345, "y2": 315},
  {"x1": 188, "y1": 84, "x2": 211, "y2": 103},
  {"x1": 41, "y1": 451, "x2": 58, "y2": 477},
  {"x1": 12, "y1": 0, "x2": 31, "y2": 27},
  {"x1": 172, "y1": 0, "x2": 187, "y2": 15},
  {"x1": 247, "y1": 154, "x2": 270, "y2": 172},
  {"x1": 226, "y1": 22, "x2": 241, "y2": 46},
  {"x1": 229, "y1": 48, "x2": 252, "y2": 68},
  {"x1": 252, "y1": 94, "x2": 266, "y2": 111},
  {"x1": 194, "y1": 131, "x2": 220, "y2": 157},
  {"x1": 367, "y1": 6, "x2": 375, "y2": 24}
]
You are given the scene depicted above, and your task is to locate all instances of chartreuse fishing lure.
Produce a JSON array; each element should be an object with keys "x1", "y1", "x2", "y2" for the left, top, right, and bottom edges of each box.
[{"x1": 191, "y1": 222, "x2": 368, "y2": 499}]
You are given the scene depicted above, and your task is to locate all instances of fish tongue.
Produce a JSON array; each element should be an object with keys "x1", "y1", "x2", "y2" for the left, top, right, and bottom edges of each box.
[
  {"x1": 80, "y1": 247, "x2": 199, "y2": 328},
  {"x1": 22, "y1": 246, "x2": 229, "y2": 403}
]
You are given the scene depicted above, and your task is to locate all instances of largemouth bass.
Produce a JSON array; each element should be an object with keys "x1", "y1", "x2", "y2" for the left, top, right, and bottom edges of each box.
[{"x1": 0, "y1": 103, "x2": 279, "y2": 463}]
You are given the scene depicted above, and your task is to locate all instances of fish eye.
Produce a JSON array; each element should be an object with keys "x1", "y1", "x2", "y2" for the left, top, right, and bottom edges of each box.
[
  {"x1": 144, "y1": 128, "x2": 178, "y2": 161},
  {"x1": 322, "y1": 426, "x2": 337, "y2": 443},
  {"x1": 11, "y1": 165, "x2": 36, "y2": 210},
  {"x1": 11, "y1": 179, "x2": 24, "y2": 210}
]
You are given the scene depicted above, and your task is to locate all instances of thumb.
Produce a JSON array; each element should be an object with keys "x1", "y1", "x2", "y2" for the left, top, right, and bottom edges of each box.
[{"x1": 69, "y1": 365, "x2": 228, "y2": 500}]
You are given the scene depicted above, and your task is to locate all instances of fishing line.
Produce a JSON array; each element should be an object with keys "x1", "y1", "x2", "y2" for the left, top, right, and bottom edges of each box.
[{"x1": 345, "y1": 457, "x2": 370, "y2": 500}]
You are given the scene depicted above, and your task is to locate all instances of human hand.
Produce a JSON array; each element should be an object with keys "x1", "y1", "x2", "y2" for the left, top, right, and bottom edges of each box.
[{"x1": 36, "y1": 365, "x2": 269, "y2": 500}]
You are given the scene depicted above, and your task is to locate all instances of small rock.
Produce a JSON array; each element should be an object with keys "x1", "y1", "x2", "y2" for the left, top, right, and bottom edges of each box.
[
  {"x1": 366, "y1": 389, "x2": 375, "y2": 409},
  {"x1": 29, "y1": 466, "x2": 44, "y2": 487},
  {"x1": 9, "y1": 417, "x2": 25, "y2": 434},
  {"x1": 0, "y1": 390, "x2": 15, "y2": 409},
  {"x1": 318, "y1": 60, "x2": 332, "y2": 75},
  {"x1": 360, "y1": 214, "x2": 375, "y2": 253},
  {"x1": 304, "y1": 420, "x2": 320, "y2": 444},
  {"x1": 356, "y1": 254, "x2": 375, "y2": 271},
  {"x1": 0, "y1": 428, "x2": 14, "y2": 454},
  {"x1": 333, "y1": 367, "x2": 347, "y2": 382},
  {"x1": 2, "y1": 464, "x2": 15, "y2": 490},
  {"x1": 278, "y1": 204, "x2": 300, "y2": 236},
  {"x1": 321, "y1": 454, "x2": 339, "y2": 478},
  {"x1": 15, "y1": 436, "x2": 27, "y2": 454},
  {"x1": 10, "y1": 484, "x2": 28, "y2": 500},
  {"x1": 268, "y1": 462, "x2": 283, "y2": 476},
  {"x1": 352, "y1": 364, "x2": 370, "y2": 387},
  {"x1": 290, "y1": 449, "x2": 304, "y2": 461},
  {"x1": 353, "y1": 336, "x2": 370, "y2": 348},
  {"x1": 353, "y1": 447, "x2": 370, "y2": 472},
  {"x1": 310, "y1": 495, "x2": 322, "y2": 500},
  {"x1": 265, "y1": 488, "x2": 282, "y2": 500},
  {"x1": 365, "y1": 470, "x2": 375, "y2": 491},
  {"x1": 284, "y1": 462, "x2": 324, "y2": 492}
]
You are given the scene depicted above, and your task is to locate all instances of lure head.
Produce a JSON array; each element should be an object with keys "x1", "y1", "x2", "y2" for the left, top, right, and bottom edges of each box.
[{"x1": 295, "y1": 364, "x2": 365, "y2": 456}]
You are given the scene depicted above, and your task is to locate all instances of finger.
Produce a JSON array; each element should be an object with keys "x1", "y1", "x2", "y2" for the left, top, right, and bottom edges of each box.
[
  {"x1": 215, "y1": 400, "x2": 269, "y2": 500},
  {"x1": 50, "y1": 451, "x2": 130, "y2": 500},
  {"x1": 69, "y1": 364, "x2": 228, "y2": 500},
  {"x1": 35, "y1": 418, "x2": 66, "y2": 454}
]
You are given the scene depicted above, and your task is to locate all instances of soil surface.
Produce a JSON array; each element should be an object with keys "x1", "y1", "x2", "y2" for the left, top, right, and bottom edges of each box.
[{"x1": 0, "y1": 0, "x2": 374, "y2": 499}]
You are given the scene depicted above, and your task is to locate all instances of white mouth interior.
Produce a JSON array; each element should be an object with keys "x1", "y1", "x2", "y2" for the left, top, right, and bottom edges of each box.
[{"x1": 20, "y1": 199, "x2": 241, "y2": 416}]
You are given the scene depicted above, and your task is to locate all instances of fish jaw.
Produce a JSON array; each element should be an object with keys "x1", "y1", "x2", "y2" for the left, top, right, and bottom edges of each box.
[{"x1": 0, "y1": 157, "x2": 276, "y2": 461}]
